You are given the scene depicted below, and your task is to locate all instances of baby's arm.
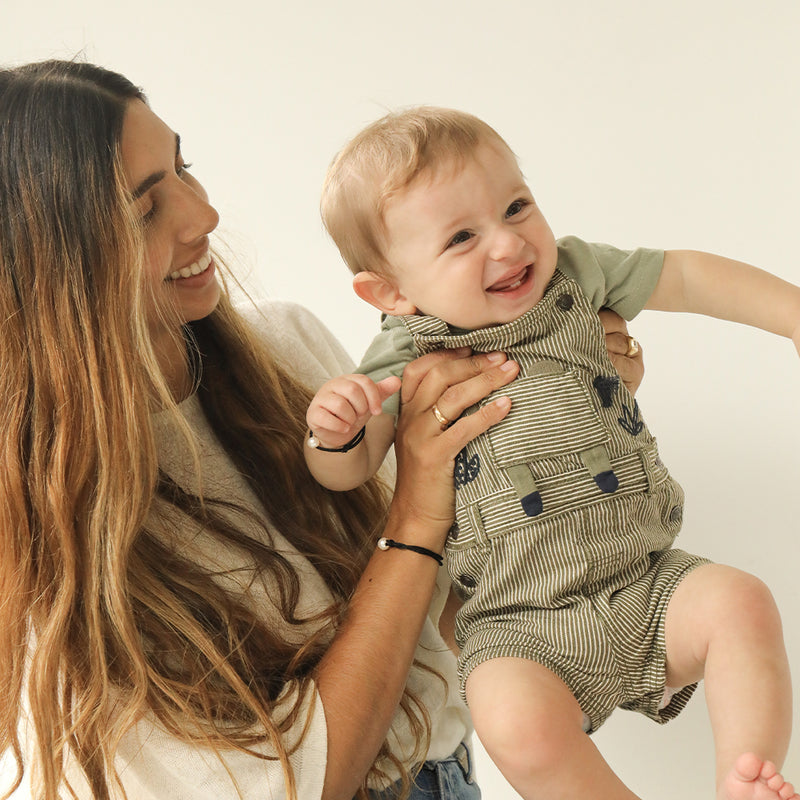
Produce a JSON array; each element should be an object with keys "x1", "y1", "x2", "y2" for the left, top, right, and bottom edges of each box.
[
  {"x1": 305, "y1": 373, "x2": 400, "y2": 491},
  {"x1": 646, "y1": 250, "x2": 800, "y2": 352}
]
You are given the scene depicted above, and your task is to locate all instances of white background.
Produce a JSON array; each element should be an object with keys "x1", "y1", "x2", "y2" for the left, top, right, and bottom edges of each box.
[{"x1": 2, "y1": 1, "x2": 799, "y2": 797}]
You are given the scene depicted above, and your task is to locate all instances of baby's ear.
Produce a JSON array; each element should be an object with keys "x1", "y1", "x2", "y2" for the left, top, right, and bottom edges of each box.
[{"x1": 353, "y1": 271, "x2": 417, "y2": 316}]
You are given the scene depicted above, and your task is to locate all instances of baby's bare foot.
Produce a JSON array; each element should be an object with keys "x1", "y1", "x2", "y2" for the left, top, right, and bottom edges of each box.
[{"x1": 721, "y1": 753, "x2": 798, "y2": 800}]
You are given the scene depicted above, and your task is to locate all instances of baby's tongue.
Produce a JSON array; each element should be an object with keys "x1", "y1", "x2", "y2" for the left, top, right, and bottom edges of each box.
[{"x1": 490, "y1": 268, "x2": 525, "y2": 292}]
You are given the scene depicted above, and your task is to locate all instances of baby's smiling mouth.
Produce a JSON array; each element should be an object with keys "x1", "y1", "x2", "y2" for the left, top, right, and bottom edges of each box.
[{"x1": 487, "y1": 265, "x2": 530, "y2": 293}]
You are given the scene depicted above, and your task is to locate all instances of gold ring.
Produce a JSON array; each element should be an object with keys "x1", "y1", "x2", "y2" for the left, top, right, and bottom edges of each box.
[
  {"x1": 625, "y1": 336, "x2": 640, "y2": 358},
  {"x1": 432, "y1": 403, "x2": 450, "y2": 428}
]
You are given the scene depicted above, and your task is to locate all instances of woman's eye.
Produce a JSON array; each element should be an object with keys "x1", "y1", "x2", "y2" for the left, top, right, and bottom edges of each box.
[
  {"x1": 142, "y1": 203, "x2": 157, "y2": 225},
  {"x1": 505, "y1": 199, "x2": 528, "y2": 218},
  {"x1": 448, "y1": 230, "x2": 472, "y2": 247}
]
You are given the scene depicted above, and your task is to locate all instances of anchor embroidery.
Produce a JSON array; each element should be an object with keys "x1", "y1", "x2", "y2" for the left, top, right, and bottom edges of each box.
[
  {"x1": 618, "y1": 401, "x2": 644, "y2": 436},
  {"x1": 454, "y1": 447, "x2": 480, "y2": 487},
  {"x1": 593, "y1": 374, "x2": 620, "y2": 408}
]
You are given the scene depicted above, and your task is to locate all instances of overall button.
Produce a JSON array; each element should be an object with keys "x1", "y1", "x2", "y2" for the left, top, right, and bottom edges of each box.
[
  {"x1": 459, "y1": 574, "x2": 477, "y2": 589},
  {"x1": 669, "y1": 505, "x2": 683, "y2": 524},
  {"x1": 556, "y1": 294, "x2": 574, "y2": 311}
]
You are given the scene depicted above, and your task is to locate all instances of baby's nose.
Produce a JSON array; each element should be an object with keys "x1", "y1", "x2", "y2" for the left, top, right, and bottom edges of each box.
[{"x1": 488, "y1": 228, "x2": 525, "y2": 261}]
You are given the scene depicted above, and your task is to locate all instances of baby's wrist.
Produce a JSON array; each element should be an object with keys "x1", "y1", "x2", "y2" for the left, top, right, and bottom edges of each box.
[{"x1": 307, "y1": 426, "x2": 366, "y2": 453}]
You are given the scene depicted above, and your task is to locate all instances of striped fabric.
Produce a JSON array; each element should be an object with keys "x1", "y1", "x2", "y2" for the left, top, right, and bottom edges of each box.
[{"x1": 402, "y1": 270, "x2": 709, "y2": 732}]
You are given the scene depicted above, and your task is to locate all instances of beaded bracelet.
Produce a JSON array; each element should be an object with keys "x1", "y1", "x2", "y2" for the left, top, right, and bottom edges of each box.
[
  {"x1": 377, "y1": 537, "x2": 443, "y2": 566},
  {"x1": 307, "y1": 426, "x2": 366, "y2": 453}
]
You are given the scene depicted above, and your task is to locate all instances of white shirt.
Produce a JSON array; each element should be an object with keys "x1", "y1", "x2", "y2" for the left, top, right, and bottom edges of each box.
[{"x1": 14, "y1": 300, "x2": 470, "y2": 799}]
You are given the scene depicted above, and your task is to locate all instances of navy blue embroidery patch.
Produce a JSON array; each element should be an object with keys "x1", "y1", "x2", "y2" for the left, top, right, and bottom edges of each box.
[
  {"x1": 593, "y1": 470, "x2": 619, "y2": 493},
  {"x1": 521, "y1": 491, "x2": 543, "y2": 517},
  {"x1": 618, "y1": 401, "x2": 644, "y2": 436},
  {"x1": 454, "y1": 448, "x2": 480, "y2": 487},
  {"x1": 593, "y1": 375, "x2": 620, "y2": 408}
]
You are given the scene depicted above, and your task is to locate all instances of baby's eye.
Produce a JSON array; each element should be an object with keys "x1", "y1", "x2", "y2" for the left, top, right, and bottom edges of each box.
[
  {"x1": 177, "y1": 161, "x2": 193, "y2": 178},
  {"x1": 447, "y1": 230, "x2": 473, "y2": 248},
  {"x1": 505, "y1": 199, "x2": 529, "y2": 218}
]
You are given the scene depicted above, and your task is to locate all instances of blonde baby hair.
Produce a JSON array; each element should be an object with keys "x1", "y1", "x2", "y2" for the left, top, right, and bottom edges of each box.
[{"x1": 321, "y1": 105, "x2": 513, "y2": 276}]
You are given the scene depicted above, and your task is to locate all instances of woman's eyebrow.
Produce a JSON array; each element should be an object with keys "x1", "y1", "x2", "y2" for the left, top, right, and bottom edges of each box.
[
  {"x1": 131, "y1": 171, "x2": 166, "y2": 200},
  {"x1": 130, "y1": 134, "x2": 181, "y2": 200}
]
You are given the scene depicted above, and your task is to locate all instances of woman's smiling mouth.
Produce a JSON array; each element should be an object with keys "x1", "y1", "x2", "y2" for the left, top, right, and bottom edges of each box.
[{"x1": 167, "y1": 252, "x2": 212, "y2": 281}]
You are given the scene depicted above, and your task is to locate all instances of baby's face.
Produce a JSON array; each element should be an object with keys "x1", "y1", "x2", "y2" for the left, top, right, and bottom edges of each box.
[{"x1": 382, "y1": 141, "x2": 558, "y2": 329}]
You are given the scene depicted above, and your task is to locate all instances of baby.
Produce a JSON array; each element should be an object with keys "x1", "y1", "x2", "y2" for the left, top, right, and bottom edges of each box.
[{"x1": 305, "y1": 106, "x2": 800, "y2": 800}]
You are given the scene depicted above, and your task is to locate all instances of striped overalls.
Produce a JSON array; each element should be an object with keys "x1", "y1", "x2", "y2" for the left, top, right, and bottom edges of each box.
[{"x1": 401, "y1": 270, "x2": 709, "y2": 731}]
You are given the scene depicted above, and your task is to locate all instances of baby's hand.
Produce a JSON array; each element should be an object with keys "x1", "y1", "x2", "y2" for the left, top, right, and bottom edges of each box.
[{"x1": 306, "y1": 374, "x2": 401, "y2": 449}]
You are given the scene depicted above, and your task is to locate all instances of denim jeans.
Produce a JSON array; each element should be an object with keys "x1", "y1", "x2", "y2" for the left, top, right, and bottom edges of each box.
[{"x1": 367, "y1": 742, "x2": 481, "y2": 800}]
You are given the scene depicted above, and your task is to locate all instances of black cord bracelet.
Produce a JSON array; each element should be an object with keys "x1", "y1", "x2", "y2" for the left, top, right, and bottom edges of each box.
[
  {"x1": 307, "y1": 426, "x2": 366, "y2": 453},
  {"x1": 377, "y1": 537, "x2": 444, "y2": 566}
]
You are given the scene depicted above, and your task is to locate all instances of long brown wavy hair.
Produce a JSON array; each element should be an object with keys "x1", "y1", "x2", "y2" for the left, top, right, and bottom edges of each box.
[{"x1": 0, "y1": 59, "x2": 428, "y2": 800}]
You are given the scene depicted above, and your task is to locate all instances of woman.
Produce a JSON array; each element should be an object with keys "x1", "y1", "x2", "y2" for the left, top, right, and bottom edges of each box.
[{"x1": 0, "y1": 59, "x2": 644, "y2": 800}]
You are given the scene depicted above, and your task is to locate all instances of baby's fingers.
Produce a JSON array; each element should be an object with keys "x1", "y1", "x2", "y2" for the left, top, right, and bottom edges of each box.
[
  {"x1": 376, "y1": 375, "x2": 401, "y2": 404},
  {"x1": 307, "y1": 406, "x2": 357, "y2": 436},
  {"x1": 338, "y1": 373, "x2": 398, "y2": 416}
]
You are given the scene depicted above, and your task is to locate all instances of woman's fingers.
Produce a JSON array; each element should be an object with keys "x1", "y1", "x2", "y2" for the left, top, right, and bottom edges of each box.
[
  {"x1": 429, "y1": 358, "x2": 518, "y2": 427},
  {"x1": 605, "y1": 330, "x2": 640, "y2": 357},
  {"x1": 399, "y1": 347, "x2": 472, "y2": 404},
  {"x1": 394, "y1": 349, "x2": 518, "y2": 476},
  {"x1": 401, "y1": 349, "x2": 518, "y2": 413},
  {"x1": 440, "y1": 394, "x2": 512, "y2": 452},
  {"x1": 598, "y1": 309, "x2": 644, "y2": 396},
  {"x1": 597, "y1": 308, "x2": 628, "y2": 337}
]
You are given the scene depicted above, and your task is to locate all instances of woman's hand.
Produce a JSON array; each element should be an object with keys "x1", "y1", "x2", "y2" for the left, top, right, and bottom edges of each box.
[
  {"x1": 599, "y1": 309, "x2": 645, "y2": 395},
  {"x1": 390, "y1": 348, "x2": 518, "y2": 545}
]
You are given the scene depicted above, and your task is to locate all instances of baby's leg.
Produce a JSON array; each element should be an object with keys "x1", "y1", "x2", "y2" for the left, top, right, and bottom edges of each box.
[
  {"x1": 664, "y1": 564, "x2": 795, "y2": 800},
  {"x1": 466, "y1": 657, "x2": 641, "y2": 800}
]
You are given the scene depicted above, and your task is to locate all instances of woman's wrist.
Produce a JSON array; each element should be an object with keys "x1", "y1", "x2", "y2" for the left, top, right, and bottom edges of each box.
[
  {"x1": 377, "y1": 536, "x2": 443, "y2": 566},
  {"x1": 382, "y1": 502, "x2": 452, "y2": 555}
]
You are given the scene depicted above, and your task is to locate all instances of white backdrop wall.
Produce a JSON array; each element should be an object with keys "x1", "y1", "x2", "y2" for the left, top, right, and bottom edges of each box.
[{"x1": 2, "y1": 2, "x2": 798, "y2": 798}]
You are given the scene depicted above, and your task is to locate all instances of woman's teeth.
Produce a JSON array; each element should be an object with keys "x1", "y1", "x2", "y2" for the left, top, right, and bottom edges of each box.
[{"x1": 168, "y1": 252, "x2": 212, "y2": 281}]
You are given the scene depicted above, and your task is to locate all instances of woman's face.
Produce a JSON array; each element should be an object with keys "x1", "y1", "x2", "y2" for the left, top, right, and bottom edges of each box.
[{"x1": 120, "y1": 99, "x2": 221, "y2": 337}]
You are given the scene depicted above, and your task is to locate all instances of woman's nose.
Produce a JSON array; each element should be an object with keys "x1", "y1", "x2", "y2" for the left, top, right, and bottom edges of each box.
[{"x1": 176, "y1": 183, "x2": 220, "y2": 244}]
